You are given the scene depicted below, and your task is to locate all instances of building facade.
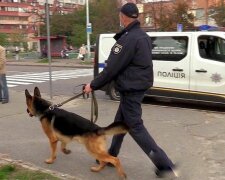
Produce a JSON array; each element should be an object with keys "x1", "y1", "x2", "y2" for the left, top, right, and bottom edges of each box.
[
  {"x1": 0, "y1": 0, "x2": 85, "y2": 50},
  {"x1": 1, "y1": 0, "x2": 224, "y2": 50},
  {"x1": 139, "y1": 0, "x2": 225, "y2": 31}
]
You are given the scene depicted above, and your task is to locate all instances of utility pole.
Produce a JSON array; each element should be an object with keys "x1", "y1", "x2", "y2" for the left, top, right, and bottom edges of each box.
[
  {"x1": 205, "y1": 0, "x2": 209, "y2": 25},
  {"x1": 86, "y1": 0, "x2": 91, "y2": 60},
  {"x1": 45, "y1": 0, "x2": 53, "y2": 99}
]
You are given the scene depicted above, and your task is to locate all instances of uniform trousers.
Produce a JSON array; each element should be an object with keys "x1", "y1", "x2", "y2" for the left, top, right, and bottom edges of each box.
[{"x1": 108, "y1": 91, "x2": 174, "y2": 170}]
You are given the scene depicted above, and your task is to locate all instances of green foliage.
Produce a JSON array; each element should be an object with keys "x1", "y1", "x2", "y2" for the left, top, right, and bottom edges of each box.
[
  {"x1": 8, "y1": 33, "x2": 26, "y2": 46},
  {"x1": 71, "y1": 24, "x2": 86, "y2": 47},
  {"x1": 210, "y1": 0, "x2": 225, "y2": 27},
  {"x1": 0, "y1": 33, "x2": 8, "y2": 46},
  {"x1": 172, "y1": 1, "x2": 194, "y2": 30},
  {"x1": 0, "y1": 164, "x2": 60, "y2": 180},
  {"x1": 90, "y1": 0, "x2": 120, "y2": 34},
  {"x1": 40, "y1": 0, "x2": 119, "y2": 48},
  {"x1": 38, "y1": 58, "x2": 49, "y2": 63},
  {"x1": 0, "y1": 165, "x2": 15, "y2": 179}
]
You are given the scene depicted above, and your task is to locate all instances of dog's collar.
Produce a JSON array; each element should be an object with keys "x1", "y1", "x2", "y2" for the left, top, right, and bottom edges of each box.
[{"x1": 49, "y1": 104, "x2": 61, "y2": 111}]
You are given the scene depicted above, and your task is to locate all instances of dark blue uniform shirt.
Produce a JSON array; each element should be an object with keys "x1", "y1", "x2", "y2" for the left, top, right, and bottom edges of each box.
[{"x1": 91, "y1": 20, "x2": 154, "y2": 93}]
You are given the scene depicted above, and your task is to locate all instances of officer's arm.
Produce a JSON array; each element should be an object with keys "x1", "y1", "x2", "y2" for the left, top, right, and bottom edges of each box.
[{"x1": 91, "y1": 37, "x2": 135, "y2": 90}]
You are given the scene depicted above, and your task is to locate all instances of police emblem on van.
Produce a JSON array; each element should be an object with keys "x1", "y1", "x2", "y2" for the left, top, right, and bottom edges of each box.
[
  {"x1": 211, "y1": 73, "x2": 222, "y2": 83},
  {"x1": 113, "y1": 43, "x2": 123, "y2": 54}
]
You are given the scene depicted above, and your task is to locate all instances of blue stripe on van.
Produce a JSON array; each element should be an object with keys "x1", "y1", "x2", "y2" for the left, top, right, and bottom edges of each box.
[{"x1": 99, "y1": 63, "x2": 105, "y2": 68}]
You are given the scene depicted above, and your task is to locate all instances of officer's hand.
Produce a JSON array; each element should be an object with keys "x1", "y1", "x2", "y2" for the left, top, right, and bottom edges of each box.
[{"x1": 84, "y1": 83, "x2": 92, "y2": 94}]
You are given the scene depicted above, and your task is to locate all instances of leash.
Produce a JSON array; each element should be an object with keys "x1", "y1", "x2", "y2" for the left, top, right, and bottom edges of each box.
[
  {"x1": 49, "y1": 86, "x2": 98, "y2": 124},
  {"x1": 90, "y1": 91, "x2": 98, "y2": 123},
  {"x1": 49, "y1": 92, "x2": 84, "y2": 110}
]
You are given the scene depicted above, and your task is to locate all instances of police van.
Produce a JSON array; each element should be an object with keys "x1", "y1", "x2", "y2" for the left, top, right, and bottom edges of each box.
[{"x1": 94, "y1": 31, "x2": 225, "y2": 105}]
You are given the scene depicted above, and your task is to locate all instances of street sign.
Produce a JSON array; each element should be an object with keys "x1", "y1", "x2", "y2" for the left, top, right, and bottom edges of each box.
[
  {"x1": 87, "y1": 23, "x2": 92, "y2": 33},
  {"x1": 177, "y1": 24, "x2": 183, "y2": 32}
]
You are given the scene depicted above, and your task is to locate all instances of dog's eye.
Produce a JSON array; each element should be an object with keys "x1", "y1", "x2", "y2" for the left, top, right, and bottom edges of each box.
[{"x1": 27, "y1": 109, "x2": 30, "y2": 113}]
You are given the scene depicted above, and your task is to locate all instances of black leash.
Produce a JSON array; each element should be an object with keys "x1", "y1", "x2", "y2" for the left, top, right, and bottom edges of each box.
[
  {"x1": 49, "y1": 87, "x2": 98, "y2": 124},
  {"x1": 91, "y1": 91, "x2": 98, "y2": 124},
  {"x1": 49, "y1": 92, "x2": 84, "y2": 110}
]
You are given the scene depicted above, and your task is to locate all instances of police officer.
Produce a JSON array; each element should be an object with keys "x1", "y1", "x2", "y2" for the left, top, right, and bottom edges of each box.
[{"x1": 84, "y1": 2, "x2": 178, "y2": 178}]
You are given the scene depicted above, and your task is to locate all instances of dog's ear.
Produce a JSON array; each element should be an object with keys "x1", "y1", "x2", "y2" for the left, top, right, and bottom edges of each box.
[
  {"x1": 25, "y1": 89, "x2": 32, "y2": 98},
  {"x1": 34, "y1": 87, "x2": 41, "y2": 97}
]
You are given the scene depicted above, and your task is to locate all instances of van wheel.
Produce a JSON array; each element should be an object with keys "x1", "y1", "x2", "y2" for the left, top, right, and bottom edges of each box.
[{"x1": 108, "y1": 82, "x2": 120, "y2": 101}]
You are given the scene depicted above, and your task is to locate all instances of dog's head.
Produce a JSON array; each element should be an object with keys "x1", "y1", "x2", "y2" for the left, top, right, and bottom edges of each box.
[{"x1": 25, "y1": 87, "x2": 42, "y2": 117}]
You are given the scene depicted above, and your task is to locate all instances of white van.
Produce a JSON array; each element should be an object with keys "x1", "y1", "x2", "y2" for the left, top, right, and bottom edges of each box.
[{"x1": 93, "y1": 31, "x2": 225, "y2": 105}]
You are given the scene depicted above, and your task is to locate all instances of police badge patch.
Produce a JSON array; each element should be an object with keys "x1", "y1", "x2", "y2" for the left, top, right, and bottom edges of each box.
[
  {"x1": 113, "y1": 43, "x2": 123, "y2": 54},
  {"x1": 210, "y1": 73, "x2": 222, "y2": 83}
]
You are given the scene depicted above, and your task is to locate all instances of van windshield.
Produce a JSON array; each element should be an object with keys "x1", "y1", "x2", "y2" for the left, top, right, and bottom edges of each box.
[{"x1": 198, "y1": 35, "x2": 225, "y2": 62}]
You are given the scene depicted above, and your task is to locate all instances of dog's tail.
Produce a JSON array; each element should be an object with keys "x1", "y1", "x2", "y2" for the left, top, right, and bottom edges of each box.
[{"x1": 98, "y1": 121, "x2": 129, "y2": 136}]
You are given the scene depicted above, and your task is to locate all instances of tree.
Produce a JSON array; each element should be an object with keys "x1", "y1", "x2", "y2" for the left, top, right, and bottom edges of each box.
[
  {"x1": 145, "y1": 0, "x2": 194, "y2": 31},
  {"x1": 210, "y1": 0, "x2": 225, "y2": 27},
  {"x1": 8, "y1": 31, "x2": 27, "y2": 48},
  {"x1": 170, "y1": 0, "x2": 194, "y2": 31},
  {"x1": 151, "y1": 1, "x2": 174, "y2": 31},
  {"x1": 40, "y1": 0, "x2": 119, "y2": 48},
  {"x1": 71, "y1": 24, "x2": 87, "y2": 48},
  {"x1": 90, "y1": 0, "x2": 119, "y2": 35},
  {"x1": 0, "y1": 33, "x2": 8, "y2": 46}
]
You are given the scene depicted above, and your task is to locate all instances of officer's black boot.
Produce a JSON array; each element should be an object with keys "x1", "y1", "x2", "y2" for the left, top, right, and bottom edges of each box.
[{"x1": 148, "y1": 149, "x2": 179, "y2": 178}]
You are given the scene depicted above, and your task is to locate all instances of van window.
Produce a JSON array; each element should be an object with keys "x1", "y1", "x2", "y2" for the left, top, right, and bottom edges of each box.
[
  {"x1": 151, "y1": 36, "x2": 188, "y2": 61},
  {"x1": 198, "y1": 35, "x2": 225, "y2": 62}
]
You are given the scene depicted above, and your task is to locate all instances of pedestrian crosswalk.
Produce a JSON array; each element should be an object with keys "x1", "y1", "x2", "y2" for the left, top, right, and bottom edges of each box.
[{"x1": 6, "y1": 69, "x2": 93, "y2": 88}]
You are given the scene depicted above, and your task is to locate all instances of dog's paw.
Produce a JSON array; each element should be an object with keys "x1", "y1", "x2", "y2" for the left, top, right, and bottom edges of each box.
[
  {"x1": 62, "y1": 148, "x2": 71, "y2": 154},
  {"x1": 119, "y1": 173, "x2": 127, "y2": 180},
  {"x1": 90, "y1": 166, "x2": 102, "y2": 172}
]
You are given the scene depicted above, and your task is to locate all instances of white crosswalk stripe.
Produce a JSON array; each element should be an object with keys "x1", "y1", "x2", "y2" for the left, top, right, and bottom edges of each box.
[{"x1": 6, "y1": 69, "x2": 93, "y2": 88}]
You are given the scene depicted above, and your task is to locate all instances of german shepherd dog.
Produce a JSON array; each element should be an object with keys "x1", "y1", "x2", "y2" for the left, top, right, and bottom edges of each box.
[{"x1": 25, "y1": 87, "x2": 128, "y2": 179}]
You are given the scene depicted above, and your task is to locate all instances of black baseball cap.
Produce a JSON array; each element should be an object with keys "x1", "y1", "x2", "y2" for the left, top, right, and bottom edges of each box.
[{"x1": 120, "y1": 3, "x2": 139, "y2": 18}]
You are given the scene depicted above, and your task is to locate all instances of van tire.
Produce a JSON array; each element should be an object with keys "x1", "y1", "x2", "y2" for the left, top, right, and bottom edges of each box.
[{"x1": 108, "y1": 82, "x2": 120, "y2": 101}]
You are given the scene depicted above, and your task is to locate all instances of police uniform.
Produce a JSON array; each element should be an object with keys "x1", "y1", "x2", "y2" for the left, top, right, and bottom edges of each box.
[{"x1": 90, "y1": 3, "x2": 175, "y2": 176}]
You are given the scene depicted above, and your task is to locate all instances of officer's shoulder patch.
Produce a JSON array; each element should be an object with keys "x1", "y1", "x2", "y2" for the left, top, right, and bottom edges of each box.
[{"x1": 113, "y1": 43, "x2": 123, "y2": 54}]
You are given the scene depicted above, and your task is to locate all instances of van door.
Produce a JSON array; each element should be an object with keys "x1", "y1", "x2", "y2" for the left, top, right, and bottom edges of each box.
[
  {"x1": 97, "y1": 34, "x2": 115, "y2": 73},
  {"x1": 150, "y1": 34, "x2": 191, "y2": 92},
  {"x1": 190, "y1": 34, "x2": 225, "y2": 102}
]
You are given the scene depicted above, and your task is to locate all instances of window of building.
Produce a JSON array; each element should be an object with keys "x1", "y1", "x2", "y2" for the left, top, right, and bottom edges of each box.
[
  {"x1": 152, "y1": 36, "x2": 188, "y2": 61},
  {"x1": 79, "y1": 0, "x2": 85, "y2": 4},
  {"x1": 0, "y1": 7, "x2": 6, "y2": 11},
  {"x1": 145, "y1": 14, "x2": 153, "y2": 26},
  {"x1": 71, "y1": 0, "x2": 79, "y2": 3},
  {"x1": 7, "y1": 7, "x2": 19, "y2": 11},
  {"x1": 198, "y1": 35, "x2": 225, "y2": 62},
  {"x1": 18, "y1": 7, "x2": 27, "y2": 12}
]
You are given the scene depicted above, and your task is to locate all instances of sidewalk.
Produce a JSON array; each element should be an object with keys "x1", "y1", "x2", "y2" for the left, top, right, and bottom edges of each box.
[
  {"x1": 6, "y1": 58, "x2": 93, "y2": 68},
  {"x1": 3, "y1": 58, "x2": 225, "y2": 180},
  {"x1": 1, "y1": 89, "x2": 225, "y2": 180}
]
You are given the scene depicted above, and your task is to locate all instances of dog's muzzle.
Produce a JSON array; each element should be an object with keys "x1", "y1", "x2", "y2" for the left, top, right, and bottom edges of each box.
[{"x1": 27, "y1": 109, "x2": 34, "y2": 117}]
